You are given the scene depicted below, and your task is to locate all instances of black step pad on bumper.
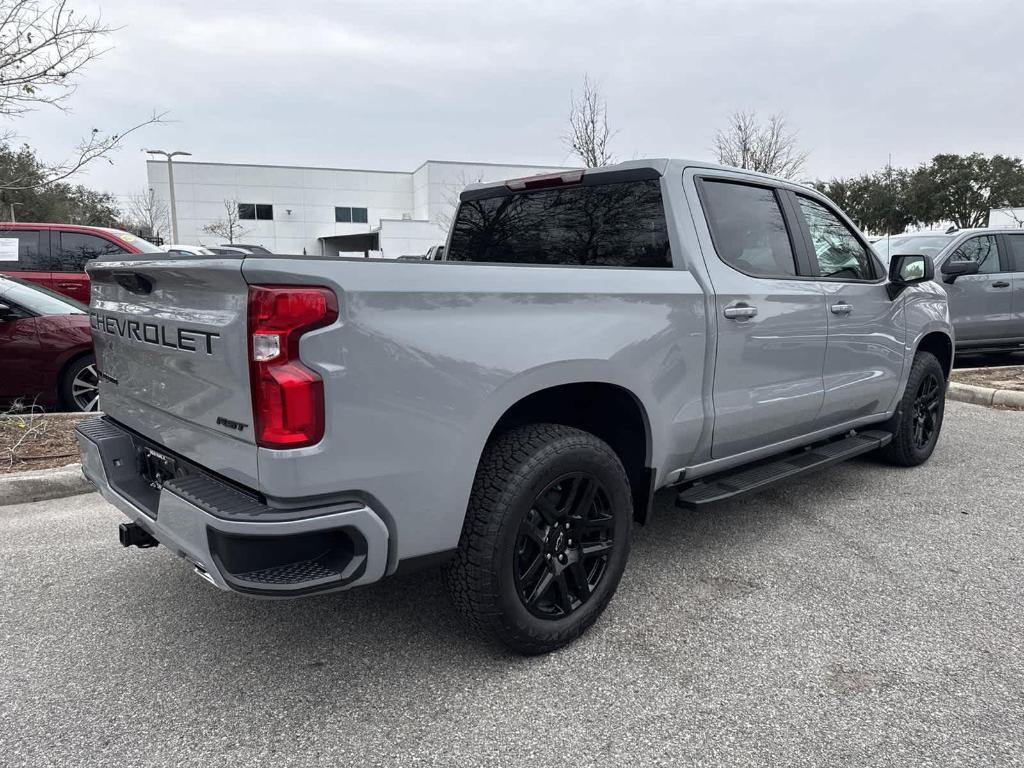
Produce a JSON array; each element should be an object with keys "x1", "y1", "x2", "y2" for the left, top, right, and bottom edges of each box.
[{"x1": 676, "y1": 430, "x2": 892, "y2": 509}]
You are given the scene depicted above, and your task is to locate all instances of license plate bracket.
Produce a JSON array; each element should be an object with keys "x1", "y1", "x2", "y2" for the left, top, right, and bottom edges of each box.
[{"x1": 141, "y1": 447, "x2": 179, "y2": 488}]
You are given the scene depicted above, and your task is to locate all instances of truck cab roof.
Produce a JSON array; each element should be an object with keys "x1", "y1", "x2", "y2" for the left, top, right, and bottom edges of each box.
[{"x1": 461, "y1": 158, "x2": 807, "y2": 200}]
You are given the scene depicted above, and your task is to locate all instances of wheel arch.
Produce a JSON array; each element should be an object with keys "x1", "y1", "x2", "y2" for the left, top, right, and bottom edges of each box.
[
  {"x1": 915, "y1": 331, "x2": 953, "y2": 378},
  {"x1": 483, "y1": 381, "x2": 656, "y2": 525}
]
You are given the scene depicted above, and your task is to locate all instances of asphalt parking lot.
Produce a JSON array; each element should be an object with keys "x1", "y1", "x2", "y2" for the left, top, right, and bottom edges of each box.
[{"x1": 1, "y1": 400, "x2": 1022, "y2": 768}]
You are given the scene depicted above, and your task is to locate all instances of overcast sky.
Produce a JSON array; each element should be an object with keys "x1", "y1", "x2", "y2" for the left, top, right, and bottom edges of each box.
[{"x1": 10, "y1": 0, "x2": 1024, "y2": 198}]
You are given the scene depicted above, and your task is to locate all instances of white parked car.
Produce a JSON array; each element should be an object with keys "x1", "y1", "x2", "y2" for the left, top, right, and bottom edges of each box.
[{"x1": 160, "y1": 244, "x2": 216, "y2": 257}]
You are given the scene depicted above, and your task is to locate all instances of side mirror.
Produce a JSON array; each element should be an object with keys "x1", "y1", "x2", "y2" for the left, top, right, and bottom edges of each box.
[
  {"x1": 887, "y1": 254, "x2": 934, "y2": 299},
  {"x1": 939, "y1": 258, "x2": 980, "y2": 284},
  {"x1": 0, "y1": 302, "x2": 12, "y2": 321}
]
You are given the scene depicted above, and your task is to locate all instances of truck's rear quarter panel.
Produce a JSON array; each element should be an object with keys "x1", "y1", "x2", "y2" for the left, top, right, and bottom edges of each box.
[{"x1": 242, "y1": 258, "x2": 706, "y2": 562}]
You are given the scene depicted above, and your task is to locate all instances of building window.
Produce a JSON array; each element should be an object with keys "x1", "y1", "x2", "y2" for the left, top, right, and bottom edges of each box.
[
  {"x1": 239, "y1": 203, "x2": 273, "y2": 221},
  {"x1": 336, "y1": 206, "x2": 368, "y2": 224}
]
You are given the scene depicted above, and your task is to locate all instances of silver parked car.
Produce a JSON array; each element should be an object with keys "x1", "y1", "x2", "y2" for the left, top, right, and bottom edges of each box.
[{"x1": 874, "y1": 229, "x2": 1024, "y2": 352}]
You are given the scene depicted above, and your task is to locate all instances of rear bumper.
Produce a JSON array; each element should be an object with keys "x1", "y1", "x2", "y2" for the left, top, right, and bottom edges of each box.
[{"x1": 75, "y1": 417, "x2": 390, "y2": 597}]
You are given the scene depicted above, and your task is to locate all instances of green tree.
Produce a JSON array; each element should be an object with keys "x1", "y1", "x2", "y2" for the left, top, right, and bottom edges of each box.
[
  {"x1": 815, "y1": 168, "x2": 913, "y2": 235},
  {"x1": 1, "y1": 141, "x2": 119, "y2": 224},
  {"x1": 818, "y1": 153, "x2": 1024, "y2": 233}
]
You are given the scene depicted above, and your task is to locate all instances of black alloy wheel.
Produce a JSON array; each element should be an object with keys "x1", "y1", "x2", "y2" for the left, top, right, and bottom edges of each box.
[
  {"x1": 911, "y1": 371, "x2": 941, "y2": 449},
  {"x1": 514, "y1": 473, "x2": 615, "y2": 619}
]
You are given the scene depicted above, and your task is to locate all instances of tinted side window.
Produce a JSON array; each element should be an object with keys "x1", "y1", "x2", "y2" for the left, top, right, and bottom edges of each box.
[
  {"x1": 949, "y1": 236, "x2": 1001, "y2": 274},
  {"x1": 0, "y1": 230, "x2": 45, "y2": 271},
  {"x1": 796, "y1": 196, "x2": 875, "y2": 280},
  {"x1": 56, "y1": 232, "x2": 126, "y2": 271},
  {"x1": 446, "y1": 180, "x2": 671, "y2": 268},
  {"x1": 701, "y1": 181, "x2": 796, "y2": 277},
  {"x1": 1005, "y1": 235, "x2": 1024, "y2": 272}
]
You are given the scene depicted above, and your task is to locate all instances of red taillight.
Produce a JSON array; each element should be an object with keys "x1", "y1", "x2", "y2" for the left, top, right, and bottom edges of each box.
[
  {"x1": 505, "y1": 170, "x2": 584, "y2": 191},
  {"x1": 247, "y1": 286, "x2": 338, "y2": 449}
]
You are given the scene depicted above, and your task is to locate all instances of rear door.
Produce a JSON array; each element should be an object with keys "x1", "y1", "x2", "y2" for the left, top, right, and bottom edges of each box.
[
  {"x1": 54, "y1": 231, "x2": 130, "y2": 303},
  {"x1": 940, "y1": 235, "x2": 1014, "y2": 345},
  {"x1": 788, "y1": 192, "x2": 906, "y2": 425},
  {"x1": 695, "y1": 177, "x2": 827, "y2": 458},
  {"x1": 1001, "y1": 233, "x2": 1024, "y2": 345},
  {"x1": 88, "y1": 258, "x2": 259, "y2": 487},
  {"x1": 0, "y1": 227, "x2": 53, "y2": 292}
]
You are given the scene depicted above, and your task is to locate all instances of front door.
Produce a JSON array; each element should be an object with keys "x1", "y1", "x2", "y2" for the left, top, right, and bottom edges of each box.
[
  {"x1": 1001, "y1": 233, "x2": 1024, "y2": 346},
  {"x1": 788, "y1": 193, "x2": 906, "y2": 426},
  {"x1": 695, "y1": 178, "x2": 828, "y2": 459},
  {"x1": 940, "y1": 235, "x2": 1014, "y2": 346}
]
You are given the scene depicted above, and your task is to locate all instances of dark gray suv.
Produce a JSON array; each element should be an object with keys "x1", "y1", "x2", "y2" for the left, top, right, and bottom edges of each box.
[{"x1": 875, "y1": 229, "x2": 1024, "y2": 352}]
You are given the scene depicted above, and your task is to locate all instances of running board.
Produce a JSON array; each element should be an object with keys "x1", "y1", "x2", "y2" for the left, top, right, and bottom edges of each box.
[{"x1": 675, "y1": 430, "x2": 892, "y2": 509}]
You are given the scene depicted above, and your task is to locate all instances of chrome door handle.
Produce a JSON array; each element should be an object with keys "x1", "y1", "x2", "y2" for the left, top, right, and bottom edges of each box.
[
  {"x1": 992, "y1": 281, "x2": 1010, "y2": 288},
  {"x1": 830, "y1": 303, "x2": 853, "y2": 314},
  {"x1": 723, "y1": 304, "x2": 757, "y2": 320}
]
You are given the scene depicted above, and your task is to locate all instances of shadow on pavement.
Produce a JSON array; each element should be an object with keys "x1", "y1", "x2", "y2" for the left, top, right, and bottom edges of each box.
[{"x1": 954, "y1": 350, "x2": 1024, "y2": 368}]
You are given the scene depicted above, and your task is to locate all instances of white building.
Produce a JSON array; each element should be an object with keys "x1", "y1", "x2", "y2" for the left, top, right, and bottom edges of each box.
[
  {"x1": 988, "y1": 207, "x2": 1024, "y2": 229},
  {"x1": 145, "y1": 159, "x2": 573, "y2": 257}
]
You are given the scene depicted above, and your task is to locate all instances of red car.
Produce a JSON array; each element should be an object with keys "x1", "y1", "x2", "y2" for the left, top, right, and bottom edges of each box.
[
  {"x1": 0, "y1": 222, "x2": 163, "y2": 304},
  {"x1": 0, "y1": 275, "x2": 96, "y2": 411}
]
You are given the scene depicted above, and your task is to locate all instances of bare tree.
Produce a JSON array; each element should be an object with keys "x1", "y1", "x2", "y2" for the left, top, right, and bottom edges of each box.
[
  {"x1": 436, "y1": 170, "x2": 485, "y2": 233},
  {"x1": 0, "y1": 0, "x2": 110, "y2": 117},
  {"x1": 563, "y1": 74, "x2": 615, "y2": 168},
  {"x1": 713, "y1": 110, "x2": 808, "y2": 179},
  {"x1": 202, "y1": 199, "x2": 247, "y2": 244},
  {"x1": 122, "y1": 187, "x2": 168, "y2": 240},
  {"x1": 0, "y1": 1, "x2": 164, "y2": 190}
]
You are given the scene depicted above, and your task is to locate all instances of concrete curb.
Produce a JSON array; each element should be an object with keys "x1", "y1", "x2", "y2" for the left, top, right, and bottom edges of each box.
[
  {"x1": 0, "y1": 463, "x2": 94, "y2": 507},
  {"x1": 947, "y1": 382, "x2": 1024, "y2": 409}
]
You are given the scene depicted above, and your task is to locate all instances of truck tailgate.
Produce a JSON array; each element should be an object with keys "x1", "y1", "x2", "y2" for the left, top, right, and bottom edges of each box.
[{"x1": 87, "y1": 258, "x2": 259, "y2": 487}]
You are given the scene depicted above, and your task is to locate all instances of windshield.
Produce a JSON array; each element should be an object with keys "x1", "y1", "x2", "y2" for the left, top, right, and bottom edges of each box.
[
  {"x1": 873, "y1": 234, "x2": 952, "y2": 264},
  {"x1": 105, "y1": 230, "x2": 164, "y2": 254},
  {"x1": 0, "y1": 277, "x2": 86, "y2": 315}
]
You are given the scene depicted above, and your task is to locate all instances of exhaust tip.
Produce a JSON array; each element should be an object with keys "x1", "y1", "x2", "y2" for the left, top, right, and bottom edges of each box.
[{"x1": 186, "y1": 558, "x2": 218, "y2": 587}]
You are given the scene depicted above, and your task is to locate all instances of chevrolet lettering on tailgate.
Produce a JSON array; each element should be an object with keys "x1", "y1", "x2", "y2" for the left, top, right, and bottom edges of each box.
[{"x1": 89, "y1": 312, "x2": 220, "y2": 354}]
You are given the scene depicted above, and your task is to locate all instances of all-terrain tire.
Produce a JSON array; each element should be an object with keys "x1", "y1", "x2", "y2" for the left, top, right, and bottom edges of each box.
[
  {"x1": 877, "y1": 351, "x2": 946, "y2": 467},
  {"x1": 443, "y1": 424, "x2": 632, "y2": 655}
]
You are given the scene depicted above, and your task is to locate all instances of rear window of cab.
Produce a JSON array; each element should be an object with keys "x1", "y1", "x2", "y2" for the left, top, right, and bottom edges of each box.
[{"x1": 446, "y1": 179, "x2": 672, "y2": 268}]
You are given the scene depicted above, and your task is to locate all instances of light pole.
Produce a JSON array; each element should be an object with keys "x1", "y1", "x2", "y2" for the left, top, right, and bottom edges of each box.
[{"x1": 145, "y1": 149, "x2": 191, "y2": 244}]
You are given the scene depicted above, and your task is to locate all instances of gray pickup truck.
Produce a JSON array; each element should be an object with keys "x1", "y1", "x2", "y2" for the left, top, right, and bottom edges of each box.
[{"x1": 76, "y1": 159, "x2": 953, "y2": 654}]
